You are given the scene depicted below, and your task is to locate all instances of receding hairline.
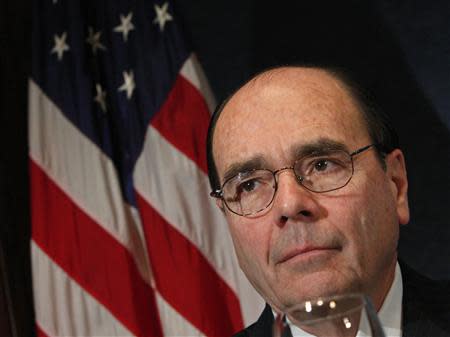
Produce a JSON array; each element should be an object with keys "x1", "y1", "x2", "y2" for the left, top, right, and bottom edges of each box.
[
  {"x1": 224, "y1": 66, "x2": 347, "y2": 110},
  {"x1": 212, "y1": 66, "x2": 367, "y2": 155},
  {"x1": 207, "y1": 65, "x2": 396, "y2": 191}
]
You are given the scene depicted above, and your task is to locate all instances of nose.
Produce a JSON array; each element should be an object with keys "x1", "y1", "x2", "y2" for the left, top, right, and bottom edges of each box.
[{"x1": 272, "y1": 169, "x2": 317, "y2": 226}]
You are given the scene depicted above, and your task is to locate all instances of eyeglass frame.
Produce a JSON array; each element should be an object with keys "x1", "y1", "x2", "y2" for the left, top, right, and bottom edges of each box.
[{"x1": 210, "y1": 143, "x2": 379, "y2": 217}]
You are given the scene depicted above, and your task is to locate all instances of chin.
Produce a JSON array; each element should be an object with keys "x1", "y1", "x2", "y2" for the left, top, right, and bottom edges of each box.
[{"x1": 275, "y1": 269, "x2": 361, "y2": 309}]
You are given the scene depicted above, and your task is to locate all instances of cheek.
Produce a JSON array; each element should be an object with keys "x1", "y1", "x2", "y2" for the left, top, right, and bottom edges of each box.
[
  {"x1": 227, "y1": 215, "x2": 275, "y2": 283},
  {"x1": 228, "y1": 217, "x2": 267, "y2": 268},
  {"x1": 334, "y1": 177, "x2": 399, "y2": 268},
  {"x1": 327, "y1": 197, "x2": 368, "y2": 259},
  {"x1": 363, "y1": 176, "x2": 399, "y2": 237}
]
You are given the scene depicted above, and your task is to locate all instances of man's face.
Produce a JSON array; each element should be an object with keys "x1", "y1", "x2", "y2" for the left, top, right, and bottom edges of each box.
[{"x1": 212, "y1": 68, "x2": 409, "y2": 311}]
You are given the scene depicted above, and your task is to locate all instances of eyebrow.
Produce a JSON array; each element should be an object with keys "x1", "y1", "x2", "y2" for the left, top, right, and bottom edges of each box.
[
  {"x1": 220, "y1": 138, "x2": 349, "y2": 185},
  {"x1": 292, "y1": 138, "x2": 349, "y2": 158},
  {"x1": 222, "y1": 156, "x2": 266, "y2": 184}
]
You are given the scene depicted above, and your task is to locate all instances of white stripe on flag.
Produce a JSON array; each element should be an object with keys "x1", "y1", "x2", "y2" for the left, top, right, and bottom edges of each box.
[
  {"x1": 32, "y1": 241, "x2": 134, "y2": 337},
  {"x1": 28, "y1": 79, "x2": 154, "y2": 288},
  {"x1": 180, "y1": 54, "x2": 217, "y2": 112},
  {"x1": 134, "y1": 126, "x2": 264, "y2": 325}
]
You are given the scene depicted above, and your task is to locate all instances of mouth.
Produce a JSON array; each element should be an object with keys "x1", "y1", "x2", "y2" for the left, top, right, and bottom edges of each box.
[{"x1": 277, "y1": 246, "x2": 340, "y2": 265}]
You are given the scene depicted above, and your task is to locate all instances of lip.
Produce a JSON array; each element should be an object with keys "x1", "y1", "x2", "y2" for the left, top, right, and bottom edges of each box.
[{"x1": 277, "y1": 246, "x2": 339, "y2": 265}]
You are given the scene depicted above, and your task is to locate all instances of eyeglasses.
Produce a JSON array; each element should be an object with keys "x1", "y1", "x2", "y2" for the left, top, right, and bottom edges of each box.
[{"x1": 210, "y1": 144, "x2": 377, "y2": 217}]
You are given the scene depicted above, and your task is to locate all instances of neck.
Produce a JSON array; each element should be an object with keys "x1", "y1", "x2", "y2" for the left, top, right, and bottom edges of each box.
[{"x1": 371, "y1": 257, "x2": 397, "y2": 311}]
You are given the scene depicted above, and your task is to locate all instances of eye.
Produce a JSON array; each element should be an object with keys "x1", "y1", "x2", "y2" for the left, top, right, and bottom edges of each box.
[
  {"x1": 237, "y1": 178, "x2": 260, "y2": 194},
  {"x1": 314, "y1": 159, "x2": 330, "y2": 172},
  {"x1": 305, "y1": 156, "x2": 344, "y2": 175},
  {"x1": 223, "y1": 169, "x2": 274, "y2": 204},
  {"x1": 225, "y1": 178, "x2": 262, "y2": 203}
]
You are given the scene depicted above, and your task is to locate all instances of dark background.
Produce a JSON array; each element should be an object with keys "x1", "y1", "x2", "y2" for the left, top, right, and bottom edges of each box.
[{"x1": 1, "y1": 1, "x2": 449, "y2": 336}]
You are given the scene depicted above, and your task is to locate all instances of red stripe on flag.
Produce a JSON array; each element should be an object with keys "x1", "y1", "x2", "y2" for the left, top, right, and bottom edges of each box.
[
  {"x1": 151, "y1": 75, "x2": 210, "y2": 173},
  {"x1": 136, "y1": 193, "x2": 244, "y2": 337},
  {"x1": 30, "y1": 160, "x2": 163, "y2": 337},
  {"x1": 36, "y1": 324, "x2": 49, "y2": 337}
]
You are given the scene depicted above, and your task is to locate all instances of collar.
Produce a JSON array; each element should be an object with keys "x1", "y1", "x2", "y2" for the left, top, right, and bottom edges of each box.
[{"x1": 376, "y1": 261, "x2": 403, "y2": 337}]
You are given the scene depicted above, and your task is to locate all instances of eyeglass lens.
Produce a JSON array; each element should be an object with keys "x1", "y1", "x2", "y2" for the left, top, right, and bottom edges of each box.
[{"x1": 222, "y1": 150, "x2": 354, "y2": 216}]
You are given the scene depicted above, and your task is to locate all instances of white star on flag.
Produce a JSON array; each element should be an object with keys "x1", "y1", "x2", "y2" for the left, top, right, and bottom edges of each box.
[
  {"x1": 113, "y1": 12, "x2": 135, "y2": 42},
  {"x1": 86, "y1": 27, "x2": 106, "y2": 55},
  {"x1": 153, "y1": 2, "x2": 173, "y2": 32},
  {"x1": 118, "y1": 70, "x2": 135, "y2": 99},
  {"x1": 51, "y1": 32, "x2": 70, "y2": 61},
  {"x1": 94, "y1": 83, "x2": 107, "y2": 112}
]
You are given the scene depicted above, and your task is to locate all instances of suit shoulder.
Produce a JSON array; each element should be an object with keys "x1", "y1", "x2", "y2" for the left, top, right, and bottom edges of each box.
[
  {"x1": 232, "y1": 304, "x2": 273, "y2": 337},
  {"x1": 232, "y1": 323, "x2": 254, "y2": 337},
  {"x1": 401, "y1": 261, "x2": 450, "y2": 335},
  {"x1": 402, "y1": 262, "x2": 450, "y2": 307}
]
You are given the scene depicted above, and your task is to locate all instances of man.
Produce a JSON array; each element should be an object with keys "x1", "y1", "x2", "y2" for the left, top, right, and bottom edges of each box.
[{"x1": 207, "y1": 66, "x2": 450, "y2": 336}]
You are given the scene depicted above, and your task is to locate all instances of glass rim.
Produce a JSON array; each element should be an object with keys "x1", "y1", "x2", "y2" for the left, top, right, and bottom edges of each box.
[{"x1": 280, "y1": 293, "x2": 366, "y2": 326}]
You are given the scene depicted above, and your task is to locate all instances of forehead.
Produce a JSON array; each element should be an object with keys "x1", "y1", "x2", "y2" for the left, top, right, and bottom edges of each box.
[{"x1": 213, "y1": 68, "x2": 370, "y2": 178}]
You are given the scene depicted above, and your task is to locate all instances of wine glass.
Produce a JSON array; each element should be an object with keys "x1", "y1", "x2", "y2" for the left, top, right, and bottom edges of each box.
[{"x1": 273, "y1": 293, "x2": 386, "y2": 337}]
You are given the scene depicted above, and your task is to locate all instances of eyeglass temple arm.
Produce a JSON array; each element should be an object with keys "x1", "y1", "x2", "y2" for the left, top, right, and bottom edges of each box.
[
  {"x1": 350, "y1": 143, "x2": 377, "y2": 157},
  {"x1": 210, "y1": 189, "x2": 222, "y2": 198}
]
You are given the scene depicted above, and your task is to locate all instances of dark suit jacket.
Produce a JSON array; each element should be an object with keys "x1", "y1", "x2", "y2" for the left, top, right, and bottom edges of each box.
[{"x1": 233, "y1": 262, "x2": 450, "y2": 337}]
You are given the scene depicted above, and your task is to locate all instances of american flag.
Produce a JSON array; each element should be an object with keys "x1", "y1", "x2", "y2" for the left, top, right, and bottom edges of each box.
[{"x1": 28, "y1": 0, "x2": 263, "y2": 336}]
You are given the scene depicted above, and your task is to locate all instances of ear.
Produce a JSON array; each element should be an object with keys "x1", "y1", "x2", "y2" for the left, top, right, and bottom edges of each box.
[
  {"x1": 385, "y1": 149, "x2": 410, "y2": 225},
  {"x1": 215, "y1": 198, "x2": 226, "y2": 214}
]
